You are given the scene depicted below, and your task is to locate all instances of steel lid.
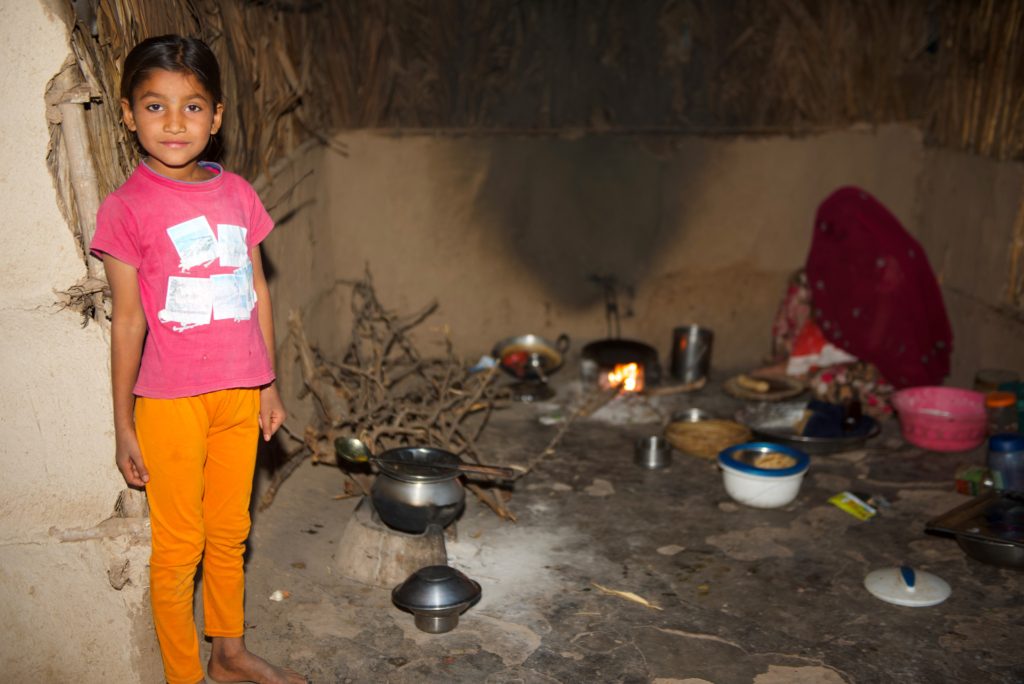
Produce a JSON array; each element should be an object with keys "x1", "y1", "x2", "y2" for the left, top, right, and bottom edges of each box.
[{"x1": 392, "y1": 565, "x2": 482, "y2": 612}]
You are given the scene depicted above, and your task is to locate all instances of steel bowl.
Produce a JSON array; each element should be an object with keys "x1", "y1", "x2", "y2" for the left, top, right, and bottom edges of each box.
[
  {"x1": 671, "y1": 407, "x2": 713, "y2": 423},
  {"x1": 635, "y1": 435, "x2": 672, "y2": 470},
  {"x1": 392, "y1": 565, "x2": 482, "y2": 633}
]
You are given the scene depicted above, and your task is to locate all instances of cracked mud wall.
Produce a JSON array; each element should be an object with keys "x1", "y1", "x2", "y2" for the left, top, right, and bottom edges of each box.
[{"x1": 0, "y1": 2, "x2": 161, "y2": 680}]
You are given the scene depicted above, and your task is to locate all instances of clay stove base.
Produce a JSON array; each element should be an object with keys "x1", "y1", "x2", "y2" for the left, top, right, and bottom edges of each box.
[{"x1": 335, "y1": 497, "x2": 451, "y2": 588}]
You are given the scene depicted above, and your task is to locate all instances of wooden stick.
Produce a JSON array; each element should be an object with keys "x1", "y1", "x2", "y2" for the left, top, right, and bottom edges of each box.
[
  {"x1": 644, "y1": 377, "x2": 707, "y2": 397},
  {"x1": 258, "y1": 447, "x2": 309, "y2": 511}
]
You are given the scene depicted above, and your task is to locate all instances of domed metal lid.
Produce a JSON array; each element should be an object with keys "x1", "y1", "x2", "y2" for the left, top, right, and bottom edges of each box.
[
  {"x1": 392, "y1": 565, "x2": 482, "y2": 612},
  {"x1": 375, "y1": 447, "x2": 463, "y2": 483}
]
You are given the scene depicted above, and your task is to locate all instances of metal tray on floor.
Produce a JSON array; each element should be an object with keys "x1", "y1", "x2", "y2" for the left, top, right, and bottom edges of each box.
[
  {"x1": 735, "y1": 401, "x2": 880, "y2": 455},
  {"x1": 926, "y1": 490, "x2": 1024, "y2": 570}
]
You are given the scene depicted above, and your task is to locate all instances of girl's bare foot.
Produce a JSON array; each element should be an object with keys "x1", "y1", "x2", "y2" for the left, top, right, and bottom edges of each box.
[{"x1": 207, "y1": 636, "x2": 307, "y2": 684}]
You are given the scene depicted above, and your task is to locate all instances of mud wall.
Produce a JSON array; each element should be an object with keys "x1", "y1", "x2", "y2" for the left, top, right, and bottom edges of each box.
[
  {"x1": 0, "y1": 2, "x2": 161, "y2": 681},
  {"x1": 914, "y1": 150, "x2": 1024, "y2": 386},
  {"x1": 266, "y1": 126, "x2": 927, "y2": 405},
  {"x1": 263, "y1": 126, "x2": 1024, "y2": 418}
]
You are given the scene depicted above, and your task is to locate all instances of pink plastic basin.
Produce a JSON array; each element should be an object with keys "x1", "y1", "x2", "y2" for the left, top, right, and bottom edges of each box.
[{"x1": 891, "y1": 386, "x2": 987, "y2": 452}]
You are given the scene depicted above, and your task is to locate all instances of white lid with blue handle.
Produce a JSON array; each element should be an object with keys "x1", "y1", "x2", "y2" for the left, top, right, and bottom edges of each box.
[{"x1": 864, "y1": 565, "x2": 951, "y2": 607}]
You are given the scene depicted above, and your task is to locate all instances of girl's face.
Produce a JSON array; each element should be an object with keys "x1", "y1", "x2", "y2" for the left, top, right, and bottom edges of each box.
[{"x1": 120, "y1": 68, "x2": 224, "y2": 181}]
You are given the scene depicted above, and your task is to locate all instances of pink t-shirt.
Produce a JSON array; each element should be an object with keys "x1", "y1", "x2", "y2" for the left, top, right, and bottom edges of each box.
[{"x1": 91, "y1": 161, "x2": 275, "y2": 399}]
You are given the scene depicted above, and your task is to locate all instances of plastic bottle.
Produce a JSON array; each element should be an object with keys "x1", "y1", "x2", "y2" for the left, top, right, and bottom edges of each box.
[
  {"x1": 987, "y1": 433, "x2": 1024, "y2": 492},
  {"x1": 985, "y1": 391, "x2": 1018, "y2": 436}
]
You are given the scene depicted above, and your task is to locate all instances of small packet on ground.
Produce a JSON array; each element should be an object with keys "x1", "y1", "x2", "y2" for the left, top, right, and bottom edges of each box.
[{"x1": 829, "y1": 491, "x2": 877, "y2": 521}]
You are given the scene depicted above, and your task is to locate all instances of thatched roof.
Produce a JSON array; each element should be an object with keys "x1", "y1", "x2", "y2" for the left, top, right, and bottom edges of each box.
[
  {"x1": 47, "y1": 0, "x2": 1024, "y2": 314},
  {"x1": 61, "y1": 0, "x2": 1024, "y2": 182}
]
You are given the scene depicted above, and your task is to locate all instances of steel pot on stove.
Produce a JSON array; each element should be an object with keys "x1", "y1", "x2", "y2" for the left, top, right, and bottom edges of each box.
[{"x1": 370, "y1": 447, "x2": 466, "y2": 534}]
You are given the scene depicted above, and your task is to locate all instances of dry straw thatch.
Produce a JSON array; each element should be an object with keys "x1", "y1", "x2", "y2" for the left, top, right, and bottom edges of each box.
[{"x1": 49, "y1": 0, "x2": 1024, "y2": 315}]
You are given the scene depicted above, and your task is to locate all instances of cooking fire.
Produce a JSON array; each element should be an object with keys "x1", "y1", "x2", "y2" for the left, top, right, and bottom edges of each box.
[{"x1": 602, "y1": 362, "x2": 644, "y2": 393}]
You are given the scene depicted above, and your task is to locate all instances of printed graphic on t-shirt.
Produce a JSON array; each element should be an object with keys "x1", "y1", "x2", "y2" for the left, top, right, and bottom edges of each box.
[
  {"x1": 216, "y1": 224, "x2": 249, "y2": 268},
  {"x1": 159, "y1": 216, "x2": 255, "y2": 331},
  {"x1": 167, "y1": 216, "x2": 219, "y2": 271},
  {"x1": 212, "y1": 261, "x2": 255, "y2": 321},
  {"x1": 160, "y1": 276, "x2": 213, "y2": 328}
]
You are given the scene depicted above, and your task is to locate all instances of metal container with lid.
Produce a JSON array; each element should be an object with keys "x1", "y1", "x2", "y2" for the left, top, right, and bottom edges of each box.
[
  {"x1": 370, "y1": 447, "x2": 466, "y2": 534},
  {"x1": 392, "y1": 565, "x2": 482, "y2": 633}
]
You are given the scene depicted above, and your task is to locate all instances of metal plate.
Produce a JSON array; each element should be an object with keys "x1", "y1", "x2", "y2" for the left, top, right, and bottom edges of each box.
[
  {"x1": 723, "y1": 374, "x2": 806, "y2": 401},
  {"x1": 926, "y1": 490, "x2": 1024, "y2": 545},
  {"x1": 926, "y1": 490, "x2": 1024, "y2": 569},
  {"x1": 735, "y1": 401, "x2": 880, "y2": 454}
]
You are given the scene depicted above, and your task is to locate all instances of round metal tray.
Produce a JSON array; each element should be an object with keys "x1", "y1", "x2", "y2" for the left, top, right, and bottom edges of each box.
[
  {"x1": 735, "y1": 401, "x2": 880, "y2": 455},
  {"x1": 723, "y1": 374, "x2": 806, "y2": 401}
]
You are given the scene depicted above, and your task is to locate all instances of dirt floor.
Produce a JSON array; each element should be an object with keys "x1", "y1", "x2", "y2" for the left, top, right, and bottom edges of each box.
[{"x1": 208, "y1": 376, "x2": 1024, "y2": 684}]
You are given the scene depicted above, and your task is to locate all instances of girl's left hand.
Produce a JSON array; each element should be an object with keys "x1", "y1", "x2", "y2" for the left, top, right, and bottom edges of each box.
[{"x1": 259, "y1": 383, "x2": 288, "y2": 442}]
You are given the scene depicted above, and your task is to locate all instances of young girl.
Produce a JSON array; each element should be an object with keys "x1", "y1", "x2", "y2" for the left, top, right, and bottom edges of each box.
[{"x1": 90, "y1": 35, "x2": 307, "y2": 684}]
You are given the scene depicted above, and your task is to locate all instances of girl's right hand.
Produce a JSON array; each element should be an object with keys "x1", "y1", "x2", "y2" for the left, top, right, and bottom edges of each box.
[{"x1": 115, "y1": 429, "x2": 149, "y2": 488}]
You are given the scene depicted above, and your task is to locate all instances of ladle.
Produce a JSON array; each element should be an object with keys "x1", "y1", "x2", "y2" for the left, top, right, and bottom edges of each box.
[{"x1": 334, "y1": 437, "x2": 517, "y2": 479}]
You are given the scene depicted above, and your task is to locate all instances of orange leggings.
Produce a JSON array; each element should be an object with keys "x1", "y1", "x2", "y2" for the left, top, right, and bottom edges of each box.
[{"x1": 135, "y1": 388, "x2": 260, "y2": 684}]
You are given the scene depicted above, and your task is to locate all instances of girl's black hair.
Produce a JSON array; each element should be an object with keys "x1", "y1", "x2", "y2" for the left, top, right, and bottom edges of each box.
[{"x1": 120, "y1": 34, "x2": 222, "y2": 105}]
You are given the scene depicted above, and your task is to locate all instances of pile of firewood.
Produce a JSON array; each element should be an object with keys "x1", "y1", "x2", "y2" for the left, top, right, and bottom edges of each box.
[{"x1": 261, "y1": 269, "x2": 512, "y2": 516}]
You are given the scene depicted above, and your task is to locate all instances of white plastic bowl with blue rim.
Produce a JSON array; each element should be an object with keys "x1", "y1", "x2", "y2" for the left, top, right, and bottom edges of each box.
[{"x1": 717, "y1": 442, "x2": 811, "y2": 508}]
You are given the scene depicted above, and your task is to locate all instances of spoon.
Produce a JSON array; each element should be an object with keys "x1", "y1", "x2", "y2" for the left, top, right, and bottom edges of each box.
[{"x1": 334, "y1": 437, "x2": 517, "y2": 479}]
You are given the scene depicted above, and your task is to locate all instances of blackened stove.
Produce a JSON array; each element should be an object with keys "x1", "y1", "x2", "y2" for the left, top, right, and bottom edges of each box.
[{"x1": 580, "y1": 338, "x2": 661, "y2": 392}]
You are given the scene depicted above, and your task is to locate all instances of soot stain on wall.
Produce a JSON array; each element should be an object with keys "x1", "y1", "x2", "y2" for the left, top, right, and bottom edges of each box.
[{"x1": 471, "y1": 136, "x2": 710, "y2": 310}]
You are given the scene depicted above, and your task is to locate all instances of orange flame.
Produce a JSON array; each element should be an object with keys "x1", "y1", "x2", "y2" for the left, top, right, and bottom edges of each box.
[{"x1": 604, "y1": 362, "x2": 644, "y2": 393}]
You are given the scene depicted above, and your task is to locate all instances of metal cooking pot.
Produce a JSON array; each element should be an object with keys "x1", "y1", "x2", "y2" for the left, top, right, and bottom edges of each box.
[
  {"x1": 492, "y1": 333, "x2": 570, "y2": 381},
  {"x1": 370, "y1": 447, "x2": 466, "y2": 534},
  {"x1": 580, "y1": 338, "x2": 661, "y2": 386}
]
